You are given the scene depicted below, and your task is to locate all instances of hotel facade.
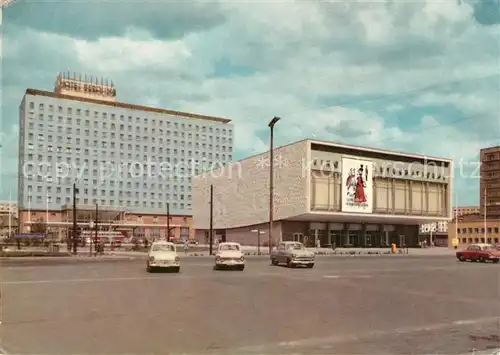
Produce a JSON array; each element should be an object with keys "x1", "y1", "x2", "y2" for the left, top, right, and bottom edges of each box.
[
  {"x1": 192, "y1": 139, "x2": 452, "y2": 247},
  {"x1": 18, "y1": 73, "x2": 234, "y2": 239}
]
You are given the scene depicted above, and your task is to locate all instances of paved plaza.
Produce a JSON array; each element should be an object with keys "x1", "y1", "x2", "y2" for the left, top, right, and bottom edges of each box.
[{"x1": 0, "y1": 256, "x2": 499, "y2": 354}]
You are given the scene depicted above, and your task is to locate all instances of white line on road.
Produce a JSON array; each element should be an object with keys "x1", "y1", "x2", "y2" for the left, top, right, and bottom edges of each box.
[
  {"x1": 0, "y1": 271, "x2": 290, "y2": 285},
  {"x1": 323, "y1": 275, "x2": 372, "y2": 279},
  {"x1": 0, "y1": 275, "x2": 191, "y2": 285},
  {"x1": 0, "y1": 344, "x2": 10, "y2": 355}
]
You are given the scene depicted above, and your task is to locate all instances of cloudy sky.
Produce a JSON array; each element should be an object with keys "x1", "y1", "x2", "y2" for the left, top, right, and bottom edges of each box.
[{"x1": 1, "y1": 0, "x2": 499, "y2": 205}]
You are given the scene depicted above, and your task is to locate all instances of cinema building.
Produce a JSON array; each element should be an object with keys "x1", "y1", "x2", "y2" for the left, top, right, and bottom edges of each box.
[{"x1": 192, "y1": 139, "x2": 453, "y2": 247}]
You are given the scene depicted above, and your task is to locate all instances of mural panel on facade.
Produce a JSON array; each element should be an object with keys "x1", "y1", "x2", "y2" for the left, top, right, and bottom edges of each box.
[{"x1": 341, "y1": 158, "x2": 373, "y2": 213}]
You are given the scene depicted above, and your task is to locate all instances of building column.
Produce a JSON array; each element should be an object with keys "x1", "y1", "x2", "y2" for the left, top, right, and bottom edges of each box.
[
  {"x1": 391, "y1": 178, "x2": 396, "y2": 214},
  {"x1": 378, "y1": 224, "x2": 384, "y2": 247},
  {"x1": 344, "y1": 223, "x2": 350, "y2": 246},
  {"x1": 409, "y1": 180, "x2": 413, "y2": 214},
  {"x1": 362, "y1": 224, "x2": 367, "y2": 247},
  {"x1": 383, "y1": 225, "x2": 389, "y2": 245}
]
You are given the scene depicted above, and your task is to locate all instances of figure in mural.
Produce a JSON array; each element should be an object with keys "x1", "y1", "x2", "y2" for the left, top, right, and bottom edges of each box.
[
  {"x1": 354, "y1": 165, "x2": 367, "y2": 203},
  {"x1": 345, "y1": 168, "x2": 357, "y2": 201}
]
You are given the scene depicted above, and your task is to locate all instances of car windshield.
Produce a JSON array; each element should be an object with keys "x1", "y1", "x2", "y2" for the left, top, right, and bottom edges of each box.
[
  {"x1": 288, "y1": 243, "x2": 304, "y2": 250},
  {"x1": 220, "y1": 244, "x2": 240, "y2": 251},
  {"x1": 151, "y1": 244, "x2": 174, "y2": 252},
  {"x1": 481, "y1": 245, "x2": 495, "y2": 251}
]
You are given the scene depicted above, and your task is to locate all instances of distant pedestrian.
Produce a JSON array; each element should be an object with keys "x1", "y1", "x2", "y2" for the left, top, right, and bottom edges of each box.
[
  {"x1": 316, "y1": 238, "x2": 321, "y2": 249},
  {"x1": 183, "y1": 239, "x2": 189, "y2": 254}
]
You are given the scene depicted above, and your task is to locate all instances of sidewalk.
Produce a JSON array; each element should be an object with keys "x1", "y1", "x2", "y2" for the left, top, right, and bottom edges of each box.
[{"x1": 106, "y1": 247, "x2": 456, "y2": 258}]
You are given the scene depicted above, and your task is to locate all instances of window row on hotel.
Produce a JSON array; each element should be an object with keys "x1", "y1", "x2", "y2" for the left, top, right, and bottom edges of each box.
[
  {"x1": 28, "y1": 101, "x2": 232, "y2": 135},
  {"x1": 27, "y1": 185, "x2": 191, "y2": 200},
  {"x1": 24, "y1": 150, "x2": 230, "y2": 167},
  {"x1": 22, "y1": 165, "x2": 206, "y2": 182},
  {"x1": 26, "y1": 195, "x2": 189, "y2": 210},
  {"x1": 25, "y1": 132, "x2": 232, "y2": 154}
]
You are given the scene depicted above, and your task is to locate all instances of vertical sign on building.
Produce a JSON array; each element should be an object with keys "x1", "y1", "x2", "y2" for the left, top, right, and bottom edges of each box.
[{"x1": 341, "y1": 157, "x2": 373, "y2": 213}]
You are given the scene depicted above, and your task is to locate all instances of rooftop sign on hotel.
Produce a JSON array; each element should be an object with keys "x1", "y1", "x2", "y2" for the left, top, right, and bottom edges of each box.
[{"x1": 54, "y1": 72, "x2": 117, "y2": 102}]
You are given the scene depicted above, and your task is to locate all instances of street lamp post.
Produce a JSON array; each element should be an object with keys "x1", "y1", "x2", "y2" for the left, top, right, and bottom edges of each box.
[
  {"x1": 153, "y1": 198, "x2": 170, "y2": 241},
  {"x1": 72, "y1": 184, "x2": 79, "y2": 255},
  {"x1": 89, "y1": 219, "x2": 94, "y2": 256},
  {"x1": 268, "y1": 116, "x2": 281, "y2": 254},
  {"x1": 166, "y1": 202, "x2": 170, "y2": 241},
  {"x1": 94, "y1": 203, "x2": 99, "y2": 255},
  {"x1": 209, "y1": 184, "x2": 214, "y2": 256}
]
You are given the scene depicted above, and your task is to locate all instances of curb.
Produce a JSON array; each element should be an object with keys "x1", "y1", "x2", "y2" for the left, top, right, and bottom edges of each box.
[{"x1": 177, "y1": 251, "x2": 407, "y2": 257}]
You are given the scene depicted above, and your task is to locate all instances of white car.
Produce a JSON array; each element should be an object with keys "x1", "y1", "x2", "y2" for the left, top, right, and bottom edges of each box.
[
  {"x1": 214, "y1": 242, "x2": 245, "y2": 271},
  {"x1": 271, "y1": 241, "x2": 315, "y2": 268},
  {"x1": 146, "y1": 241, "x2": 180, "y2": 273}
]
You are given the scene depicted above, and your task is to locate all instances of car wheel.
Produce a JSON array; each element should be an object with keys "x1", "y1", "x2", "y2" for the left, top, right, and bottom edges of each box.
[
  {"x1": 173, "y1": 267, "x2": 180, "y2": 273},
  {"x1": 146, "y1": 264, "x2": 153, "y2": 273},
  {"x1": 493, "y1": 259, "x2": 499, "y2": 263},
  {"x1": 458, "y1": 255, "x2": 465, "y2": 262},
  {"x1": 307, "y1": 263, "x2": 314, "y2": 269},
  {"x1": 479, "y1": 257, "x2": 486, "y2": 263},
  {"x1": 287, "y1": 259, "x2": 294, "y2": 268},
  {"x1": 239, "y1": 265, "x2": 245, "y2": 271},
  {"x1": 271, "y1": 258, "x2": 277, "y2": 266},
  {"x1": 213, "y1": 264, "x2": 219, "y2": 271}
]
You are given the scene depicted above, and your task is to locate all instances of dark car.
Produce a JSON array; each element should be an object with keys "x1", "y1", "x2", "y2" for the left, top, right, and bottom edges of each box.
[{"x1": 456, "y1": 243, "x2": 500, "y2": 263}]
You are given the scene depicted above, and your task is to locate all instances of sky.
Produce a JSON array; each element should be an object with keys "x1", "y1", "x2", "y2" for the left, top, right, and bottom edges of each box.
[{"x1": 0, "y1": 0, "x2": 499, "y2": 206}]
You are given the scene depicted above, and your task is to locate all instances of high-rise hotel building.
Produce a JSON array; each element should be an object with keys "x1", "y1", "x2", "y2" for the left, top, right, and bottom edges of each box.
[{"x1": 18, "y1": 73, "x2": 234, "y2": 234}]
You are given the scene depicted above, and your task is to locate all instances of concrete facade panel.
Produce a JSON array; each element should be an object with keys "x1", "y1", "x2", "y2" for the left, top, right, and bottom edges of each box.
[
  {"x1": 412, "y1": 182, "x2": 423, "y2": 212},
  {"x1": 192, "y1": 140, "x2": 309, "y2": 229}
]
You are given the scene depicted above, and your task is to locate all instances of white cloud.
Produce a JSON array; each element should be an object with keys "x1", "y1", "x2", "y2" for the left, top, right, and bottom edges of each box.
[{"x1": 74, "y1": 35, "x2": 192, "y2": 73}]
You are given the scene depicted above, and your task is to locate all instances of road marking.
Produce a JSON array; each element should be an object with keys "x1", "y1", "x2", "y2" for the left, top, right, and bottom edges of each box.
[
  {"x1": 0, "y1": 271, "x2": 289, "y2": 285},
  {"x1": 227, "y1": 316, "x2": 500, "y2": 353},
  {"x1": 0, "y1": 344, "x2": 10, "y2": 355},
  {"x1": 323, "y1": 275, "x2": 371, "y2": 279},
  {"x1": 0, "y1": 275, "x2": 194, "y2": 285}
]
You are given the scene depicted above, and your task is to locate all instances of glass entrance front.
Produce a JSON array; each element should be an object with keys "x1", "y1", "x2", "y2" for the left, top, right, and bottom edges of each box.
[
  {"x1": 348, "y1": 231, "x2": 359, "y2": 246},
  {"x1": 365, "y1": 233, "x2": 371, "y2": 246}
]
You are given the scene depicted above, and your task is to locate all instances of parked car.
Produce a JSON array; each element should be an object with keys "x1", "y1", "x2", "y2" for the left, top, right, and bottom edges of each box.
[
  {"x1": 214, "y1": 242, "x2": 245, "y2": 270},
  {"x1": 271, "y1": 241, "x2": 315, "y2": 268},
  {"x1": 456, "y1": 243, "x2": 500, "y2": 263},
  {"x1": 146, "y1": 241, "x2": 180, "y2": 272}
]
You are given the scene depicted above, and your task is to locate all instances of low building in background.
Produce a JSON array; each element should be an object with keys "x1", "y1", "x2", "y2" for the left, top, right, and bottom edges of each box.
[
  {"x1": 193, "y1": 139, "x2": 452, "y2": 248},
  {"x1": 448, "y1": 219, "x2": 500, "y2": 247},
  {"x1": 480, "y1": 146, "x2": 500, "y2": 219},
  {"x1": 419, "y1": 220, "x2": 449, "y2": 246},
  {"x1": 20, "y1": 205, "x2": 194, "y2": 242},
  {"x1": 0, "y1": 200, "x2": 18, "y2": 218},
  {"x1": 453, "y1": 206, "x2": 480, "y2": 221}
]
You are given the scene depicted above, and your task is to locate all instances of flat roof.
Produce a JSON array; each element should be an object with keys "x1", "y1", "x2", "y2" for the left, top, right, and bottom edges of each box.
[
  {"x1": 308, "y1": 139, "x2": 452, "y2": 163},
  {"x1": 24, "y1": 89, "x2": 232, "y2": 124},
  {"x1": 201, "y1": 138, "x2": 451, "y2": 174},
  {"x1": 480, "y1": 145, "x2": 500, "y2": 152}
]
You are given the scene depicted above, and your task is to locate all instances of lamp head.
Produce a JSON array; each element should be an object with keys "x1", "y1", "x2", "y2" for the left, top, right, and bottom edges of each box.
[{"x1": 268, "y1": 116, "x2": 281, "y2": 128}]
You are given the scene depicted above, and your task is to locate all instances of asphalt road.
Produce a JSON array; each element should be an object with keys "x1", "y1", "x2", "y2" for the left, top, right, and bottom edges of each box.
[{"x1": 0, "y1": 256, "x2": 499, "y2": 355}]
